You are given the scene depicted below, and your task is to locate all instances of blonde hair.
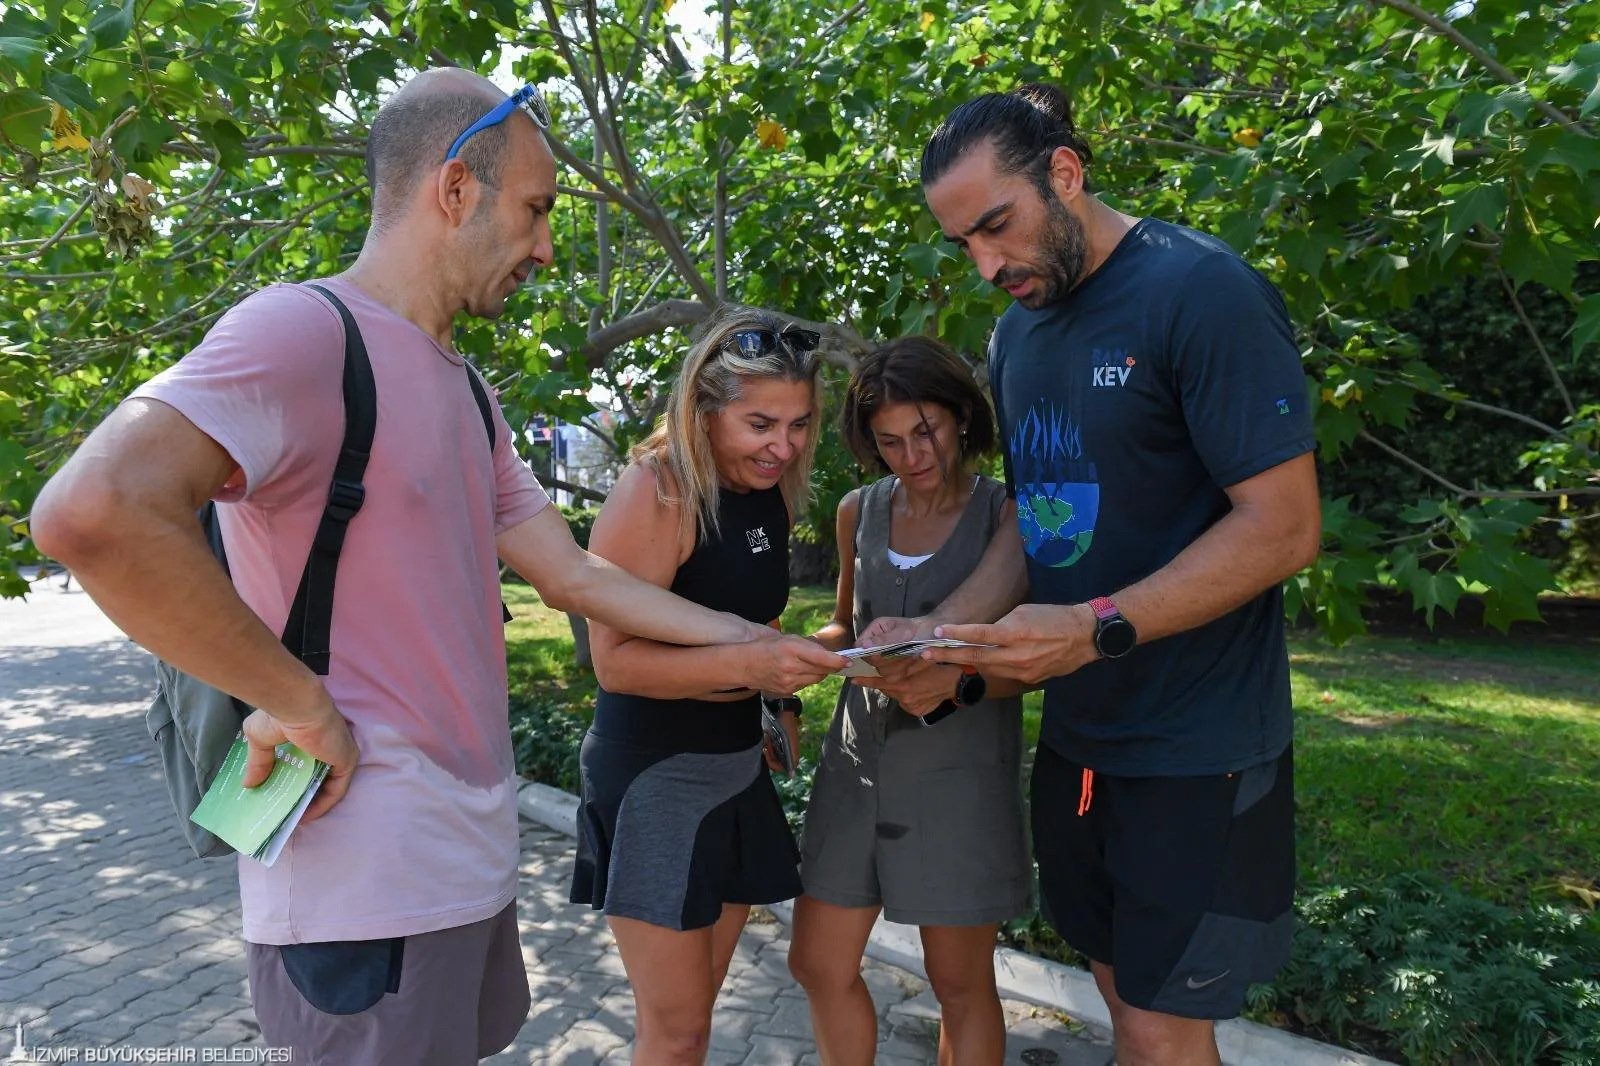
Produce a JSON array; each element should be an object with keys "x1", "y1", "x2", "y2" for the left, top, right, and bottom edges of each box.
[{"x1": 632, "y1": 306, "x2": 824, "y2": 544}]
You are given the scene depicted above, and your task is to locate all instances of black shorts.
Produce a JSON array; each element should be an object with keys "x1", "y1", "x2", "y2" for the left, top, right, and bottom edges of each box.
[
  {"x1": 1031, "y1": 741, "x2": 1295, "y2": 1020},
  {"x1": 570, "y1": 732, "x2": 801, "y2": 931}
]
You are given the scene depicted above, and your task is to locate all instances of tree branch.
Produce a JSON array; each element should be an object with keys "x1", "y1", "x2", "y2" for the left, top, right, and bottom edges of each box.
[
  {"x1": 615, "y1": 0, "x2": 659, "y2": 95},
  {"x1": 1123, "y1": 134, "x2": 1236, "y2": 160},
  {"x1": 1, "y1": 270, "x2": 116, "y2": 282},
  {"x1": 821, "y1": 0, "x2": 866, "y2": 36},
  {"x1": 1358, "y1": 431, "x2": 1599, "y2": 499},
  {"x1": 1370, "y1": 0, "x2": 1592, "y2": 137},
  {"x1": 1495, "y1": 266, "x2": 1576, "y2": 417},
  {"x1": 571, "y1": 298, "x2": 711, "y2": 366},
  {"x1": 714, "y1": 0, "x2": 731, "y2": 299},
  {"x1": 69, "y1": 187, "x2": 360, "y2": 358},
  {"x1": 0, "y1": 194, "x2": 91, "y2": 265},
  {"x1": 536, "y1": 473, "x2": 608, "y2": 504},
  {"x1": 1367, "y1": 370, "x2": 1592, "y2": 454},
  {"x1": 545, "y1": 131, "x2": 647, "y2": 214}
]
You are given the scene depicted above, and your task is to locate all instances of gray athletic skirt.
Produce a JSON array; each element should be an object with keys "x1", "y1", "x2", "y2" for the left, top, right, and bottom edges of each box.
[{"x1": 570, "y1": 732, "x2": 802, "y2": 931}]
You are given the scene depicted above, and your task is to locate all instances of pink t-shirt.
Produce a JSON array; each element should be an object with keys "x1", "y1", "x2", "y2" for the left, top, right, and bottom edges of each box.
[{"x1": 133, "y1": 277, "x2": 549, "y2": 945}]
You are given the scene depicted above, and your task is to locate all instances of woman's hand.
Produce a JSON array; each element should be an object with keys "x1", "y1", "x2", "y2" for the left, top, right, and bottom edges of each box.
[
  {"x1": 744, "y1": 633, "x2": 846, "y2": 695},
  {"x1": 856, "y1": 614, "x2": 937, "y2": 649},
  {"x1": 854, "y1": 655, "x2": 961, "y2": 716}
]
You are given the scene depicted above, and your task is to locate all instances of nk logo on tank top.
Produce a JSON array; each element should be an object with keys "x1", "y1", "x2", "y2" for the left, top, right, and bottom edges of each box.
[
  {"x1": 1012, "y1": 399, "x2": 1097, "y2": 569},
  {"x1": 746, "y1": 527, "x2": 771, "y2": 554}
]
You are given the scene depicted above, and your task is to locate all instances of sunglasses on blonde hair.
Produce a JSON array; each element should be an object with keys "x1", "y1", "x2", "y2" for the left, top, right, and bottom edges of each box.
[{"x1": 723, "y1": 327, "x2": 822, "y2": 358}]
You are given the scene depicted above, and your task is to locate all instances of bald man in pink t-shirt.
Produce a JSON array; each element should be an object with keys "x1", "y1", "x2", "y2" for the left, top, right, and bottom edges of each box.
[{"x1": 32, "y1": 69, "x2": 843, "y2": 1065}]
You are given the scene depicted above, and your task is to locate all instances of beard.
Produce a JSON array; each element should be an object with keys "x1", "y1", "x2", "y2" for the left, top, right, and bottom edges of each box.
[{"x1": 994, "y1": 191, "x2": 1089, "y2": 310}]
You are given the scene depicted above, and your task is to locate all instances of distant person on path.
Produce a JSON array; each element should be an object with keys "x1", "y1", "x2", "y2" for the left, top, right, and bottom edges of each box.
[
  {"x1": 788, "y1": 337, "x2": 1028, "y2": 1066},
  {"x1": 31, "y1": 69, "x2": 824, "y2": 1066},
  {"x1": 869, "y1": 84, "x2": 1322, "y2": 1066},
  {"x1": 571, "y1": 307, "x2": 845, "y2": 1066}
]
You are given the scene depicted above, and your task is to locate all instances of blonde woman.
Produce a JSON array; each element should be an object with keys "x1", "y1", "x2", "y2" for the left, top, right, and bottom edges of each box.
[{"x1": 570, "y1": 307, "x2": 847, "y2": 1065}]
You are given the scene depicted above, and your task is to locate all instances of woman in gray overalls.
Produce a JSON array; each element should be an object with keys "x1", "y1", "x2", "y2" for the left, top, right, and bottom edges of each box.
[{"x1": 789, "y1": 337, "x2": 1029, "y2": 1066}]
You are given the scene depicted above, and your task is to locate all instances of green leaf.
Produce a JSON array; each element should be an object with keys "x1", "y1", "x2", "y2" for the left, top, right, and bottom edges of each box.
[
  {"x1": 346, "y1": 48, "x2": 396, "y2": 94},
  {"x1": 203, "y1": 118, "x2": 245, "y2": 169},
  {"x1": 0, "y1": 89, "x2": 52, "y2": 145},
  {"x1": 903, "y1": 243, "x2": 945, "y2": 278},
  {"x1": 1569, "y1": 294, "x2": 1600, "y2": 359},
  {"x1": 1217, "y1": 210, "x2": 1261, "y2": 254},
  {"x1": 1411, "y1": 568, "x2": 1465, "y2": 628},
  {"x1": 86, "y1": 0, "x2": 133, "y2": 51},
  {"x1": 1521, "y1": 125, "x2": 1600, "y2": 180},
  {"x1": 0, "y1": 37, "x2": 46, "y2": 82},
  {"x1": 1453, "y1": 88, "x2": 1532, "y2": 139},
  {"x1": 41, "y1": 70, "x2": 97, "y2": 113},
  {"x1": 1441, "y1": 183, "x2": 1504, "y2": 247},
  {"x1": 1546, "y1": 42, "x2": 1600, "y2": 117}
]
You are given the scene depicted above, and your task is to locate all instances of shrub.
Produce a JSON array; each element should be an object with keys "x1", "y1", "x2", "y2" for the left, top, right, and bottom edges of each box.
[
  {"x1": 509, "y1": 695, "x2": 591, "y2": 796},
  {"x1": 1259, "y1": 875, "x2": 1600, "y2": 1065},
  {"x1": 559, "y1": 503, "x2": 600, "y2": 551}
]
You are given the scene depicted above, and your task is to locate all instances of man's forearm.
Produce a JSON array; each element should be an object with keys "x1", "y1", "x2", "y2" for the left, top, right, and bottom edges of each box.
[
  {"x1": 46, "y1": 508, "x2": 330, "y2": 724},
  {"x1": 931, "y1": 524, "x2": 1028, "y2": 626},
  {"x1": 563, "y1": 553, "x2": 760, "y2": 646},
  {"x1": 1113, "y1": 507, "x2": 1314, "y2": 644}
]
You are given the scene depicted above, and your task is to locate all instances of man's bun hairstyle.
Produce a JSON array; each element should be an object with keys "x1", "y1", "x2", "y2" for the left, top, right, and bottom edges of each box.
[{"x1": 919, "y1": 83, "x2": 1094, "y2": 195}]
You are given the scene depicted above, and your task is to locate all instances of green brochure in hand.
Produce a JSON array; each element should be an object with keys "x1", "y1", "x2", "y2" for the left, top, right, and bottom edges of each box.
[{"x1": 189, "y1": 734, "x2": 329, "y2": 866}]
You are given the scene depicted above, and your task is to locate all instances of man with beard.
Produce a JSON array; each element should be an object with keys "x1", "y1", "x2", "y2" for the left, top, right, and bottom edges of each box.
[
  {"x1": 867, "y1": 85, "x2": 1322, "y2": 1065},
  {"x1": 31, "y1": 68, "x2": 840, "y2": 1064}
]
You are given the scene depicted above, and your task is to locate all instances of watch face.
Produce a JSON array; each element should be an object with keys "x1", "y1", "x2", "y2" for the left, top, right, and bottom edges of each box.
[
  {"x1": 957, "y1": 672, "x2": 987, "y2": 706},
  {"x1": 1097, "y1": 617, "x2": 1137, "y2": 659}
]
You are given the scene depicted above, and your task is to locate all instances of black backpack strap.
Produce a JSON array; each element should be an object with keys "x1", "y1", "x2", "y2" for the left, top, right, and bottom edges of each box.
[
  {"x1": 282, "y1": 283, "x2": 377, "y2": 675},
  {"x1": 464, "y1": 362, "x2": 496, "y2": 450},
  {"x1": 463, "y1": 362, "x2": 516, "y2": 624}
]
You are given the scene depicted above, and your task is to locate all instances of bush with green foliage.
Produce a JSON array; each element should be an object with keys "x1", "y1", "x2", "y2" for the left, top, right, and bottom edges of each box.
[
  {"x1": 1259, "y1": 876, "x2": 1600, "y2": 1065},
  {"x1": 509, "y1": 694, "x2": 590, "y2": 797},
  {"x1": 559, "y1": 504, "x2": 601, "y2": 551}
]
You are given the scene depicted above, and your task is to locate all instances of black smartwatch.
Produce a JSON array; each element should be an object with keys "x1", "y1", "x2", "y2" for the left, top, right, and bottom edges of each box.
[
  {"x1": 1088, "y1": 596, "x2": 1137, "y2": 659},
  {"x1": 919, "y1": 669, "x2": 985, "y2": 727},
  {"x1": 952, "y1": 668, "x2": 987, "y2": 707},
  {"x1": 763, "y1": 695, "x2": 803, "y2": 719}
]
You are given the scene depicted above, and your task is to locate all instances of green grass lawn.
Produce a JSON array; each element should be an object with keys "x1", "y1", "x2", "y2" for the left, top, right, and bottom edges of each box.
[{"x1": 505, "y1": 581, "x2": 1600, "y2": 911}]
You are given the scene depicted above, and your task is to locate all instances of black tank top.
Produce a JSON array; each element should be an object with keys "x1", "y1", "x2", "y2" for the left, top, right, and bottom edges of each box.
[{"x1": 591, "y1": 483, "x2": 791, "y2": 752}]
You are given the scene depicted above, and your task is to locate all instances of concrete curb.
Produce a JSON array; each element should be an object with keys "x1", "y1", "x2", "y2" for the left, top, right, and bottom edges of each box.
[{"x1": 516, "y1": 781, "x2": 1394, "y2": 1066}]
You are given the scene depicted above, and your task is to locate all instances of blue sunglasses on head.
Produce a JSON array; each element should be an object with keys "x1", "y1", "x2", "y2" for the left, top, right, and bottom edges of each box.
[{"x1": 445, "y1": 84, "x2": 551, "y2": 162}]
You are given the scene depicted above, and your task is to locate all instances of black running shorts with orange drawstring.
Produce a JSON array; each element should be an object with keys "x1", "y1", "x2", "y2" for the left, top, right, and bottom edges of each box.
[{"x1": 1031, "y1": 741, "x2": 1296, "y2": 1020}]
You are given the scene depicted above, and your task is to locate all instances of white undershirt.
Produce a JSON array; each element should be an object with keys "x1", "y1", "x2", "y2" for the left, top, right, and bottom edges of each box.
[{"x1": 886, "y1": 547, "x2": 933, "y2": 570}]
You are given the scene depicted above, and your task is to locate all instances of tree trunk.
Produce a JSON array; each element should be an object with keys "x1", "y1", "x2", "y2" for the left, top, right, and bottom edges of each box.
[
  {"x1": 567, "y1": 613, "x2": 593, "y2": 669},
  {"x1": 788, "y1": 536, "x2": 835, "y2": 587}
]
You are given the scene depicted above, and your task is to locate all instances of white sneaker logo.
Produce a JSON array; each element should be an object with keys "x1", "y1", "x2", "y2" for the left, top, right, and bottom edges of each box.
[{"x1": 747, "y1": 527, "x2": 770, "y2": 554}]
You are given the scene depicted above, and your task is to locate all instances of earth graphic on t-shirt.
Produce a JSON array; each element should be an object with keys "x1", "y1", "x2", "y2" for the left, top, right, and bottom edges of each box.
[
  {"x1": 1010, "y1": 400, "x2": 1098, "y2": 569},
  {"x1": 1017, "y1": 483, "x2": 1097, "y2": 568}
]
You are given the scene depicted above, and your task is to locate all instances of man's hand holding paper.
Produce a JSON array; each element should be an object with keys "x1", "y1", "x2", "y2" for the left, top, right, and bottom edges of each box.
[{"x1": 925, "y1": 602, "x2": 1101, "y2": 685}]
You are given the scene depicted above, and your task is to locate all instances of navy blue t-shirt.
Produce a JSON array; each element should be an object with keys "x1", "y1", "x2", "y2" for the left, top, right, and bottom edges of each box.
[{"x1": 990, "y1": 218, "x2": 1315, "y2": 775}]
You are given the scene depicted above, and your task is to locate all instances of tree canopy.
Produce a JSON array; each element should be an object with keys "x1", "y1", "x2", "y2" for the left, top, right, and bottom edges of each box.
[{"x1": 2, "y1": 0, "x2": 1596, "y2": 634}]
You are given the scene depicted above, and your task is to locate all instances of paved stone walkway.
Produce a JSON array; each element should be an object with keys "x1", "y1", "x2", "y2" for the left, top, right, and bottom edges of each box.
[{"x1": 0, "y1": 579, "x2": 1112, "y2": 1065}]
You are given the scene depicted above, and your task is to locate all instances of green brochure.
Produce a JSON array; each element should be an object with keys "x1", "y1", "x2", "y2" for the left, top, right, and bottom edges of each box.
[{"x1": 189, "y1": 734, "x2": 329, "y2": 865}]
